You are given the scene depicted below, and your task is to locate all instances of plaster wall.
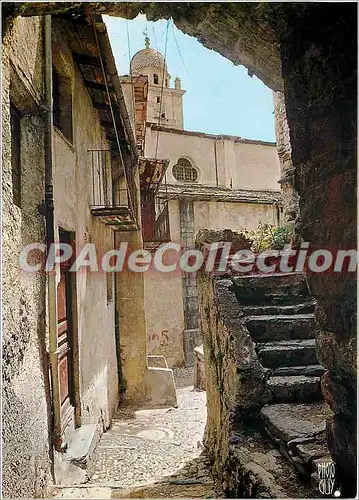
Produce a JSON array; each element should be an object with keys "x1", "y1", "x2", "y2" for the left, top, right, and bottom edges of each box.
[
  {"x1": 2, "y1": 16, "x2": 53, "y2": 498},
  {"x1": 144, "y1": 198, "x2": 185, "y2": 368},
  {"x1": 52, "y1": 20, "x2": 119, "y2": 429},
  {"x1": 145, "y1": 127, "x2": 280, "y2": 190},
  {"x1": 144, "y1": 269, "x2": 185, "y2": 367},
  {"x1": 194, "y1": 200, "x2": 277, "y2": 233},
  {"x1": 232, "y1": 142, "x2": 280, "y2": 190},
  {"x1": 2, "y1": 17, "x2": 121, "y2": 497}
]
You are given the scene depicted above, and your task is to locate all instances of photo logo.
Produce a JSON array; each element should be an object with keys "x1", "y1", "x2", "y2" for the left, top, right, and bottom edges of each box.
[{"x1": 317, "y1": 461, "x2": 340, "y2": 497}]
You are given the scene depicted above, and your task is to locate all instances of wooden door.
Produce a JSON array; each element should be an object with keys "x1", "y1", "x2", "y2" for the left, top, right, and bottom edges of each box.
[{"x1": 57, "y1": 230, "x2": 75, "y2": 428}]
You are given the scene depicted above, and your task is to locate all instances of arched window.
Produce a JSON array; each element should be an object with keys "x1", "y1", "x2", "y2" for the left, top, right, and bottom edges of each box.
[
  {"x1": 172, "y1": 158, "x2": 198, "y2": 183},
  {"x1": 153, "y1": 74, "x2": 159, "y2": 85}
]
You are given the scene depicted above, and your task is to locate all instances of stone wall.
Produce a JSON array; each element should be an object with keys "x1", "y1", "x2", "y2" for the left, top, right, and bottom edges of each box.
[
  {"x1": 273, "y1": 92, "x2": 299, "y2": 223},
  {"x1": 280, "y1": 6, "x2": 357, "y2": 492},
  {"x1": 198, "y1": 273, "x2": 266, "y2": 476},
  {"x1": 2, "y1": 16, "x2": 53, "y2": 498},
  {"x1": 180, "y1": 199, "x2": 201, "y2": 365},
  {"x1": 197, "y1": 273, "x2": 312, "y2": 497}
]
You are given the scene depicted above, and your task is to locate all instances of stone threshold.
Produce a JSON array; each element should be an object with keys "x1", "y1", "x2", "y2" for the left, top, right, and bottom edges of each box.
[{"x1": 54, "y1": 424, "x2": 101, "y2": 487}]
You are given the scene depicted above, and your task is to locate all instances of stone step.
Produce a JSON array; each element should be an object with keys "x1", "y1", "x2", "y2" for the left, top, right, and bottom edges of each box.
[
  {"x1": 260, "y1": 403, "x2": 331, "y2": 478},
  {"x1": 245, "y1": 313, "x2": 316, "y2": 342},
  {"x1": 242, "y1": 300, "x2": 316, "y2": 317},
  {"x1": 260, "y1": 402, "x2": 328, "y2": 445},
  {"x1": 265, "y1": 376, "x2": 322, "y2": 403},
  {"x1": 55, "y1": 424, "x2": 100, "y2": 486},
  {"x1": 271, "y1": 364, "x2": 325, "y2": 377},
  {"x1": 232, "y1": 272, "x2": 310, "y2": 306},
  {"x1": 257, "y1": 339, "x2": 318, "y2": 368}
]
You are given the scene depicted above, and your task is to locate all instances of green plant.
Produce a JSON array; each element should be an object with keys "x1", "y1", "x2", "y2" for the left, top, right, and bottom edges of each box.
[{"x1": 244, "y1": 222, "x2": 294, "y2": 252}]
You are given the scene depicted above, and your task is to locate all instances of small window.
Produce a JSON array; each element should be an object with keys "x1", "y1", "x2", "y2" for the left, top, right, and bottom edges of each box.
[
  {"x1": 53, "y1": 67, "x2": 73, "y2": 143},
  {"x1": 156, "y1": 96, "x2": 160, "y2": 104},
  {"x1": 172, "y1": 158, "x2": 198, "y2": 183},
  {"x1": 153, "y1": 74, "x2": 159, "y2": 85},
  {"x1": 165, "y1": 79, "x2": 168, "y2": 87},
  {"x1": 10, "y1": 103, "x2": 21, "y2": 207}
]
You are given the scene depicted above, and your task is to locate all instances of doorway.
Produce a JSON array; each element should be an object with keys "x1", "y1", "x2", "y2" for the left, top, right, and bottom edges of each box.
[{"x1": 57, "y1": 228, "x2": 79, "y2": 435}]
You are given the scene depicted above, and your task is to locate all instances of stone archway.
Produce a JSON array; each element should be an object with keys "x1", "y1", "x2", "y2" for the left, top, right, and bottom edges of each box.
[{"x1": 4, "y1": 2, "x2": 357, "y2": 493}]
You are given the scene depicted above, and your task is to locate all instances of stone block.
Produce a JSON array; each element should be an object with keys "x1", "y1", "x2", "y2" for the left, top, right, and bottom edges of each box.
[{"x1": 144, "y1": 366, "x2": 178, "y2": 408}]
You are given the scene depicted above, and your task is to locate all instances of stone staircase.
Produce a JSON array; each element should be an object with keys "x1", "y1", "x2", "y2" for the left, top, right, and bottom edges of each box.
[{"x1": 232, "y1": 272, "x2": 333, "y2": 483}]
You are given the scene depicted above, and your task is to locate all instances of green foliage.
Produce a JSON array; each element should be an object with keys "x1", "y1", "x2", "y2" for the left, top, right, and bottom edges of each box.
[{"x1": 243, "y1": 222, "x2": 295, "y2": 252}]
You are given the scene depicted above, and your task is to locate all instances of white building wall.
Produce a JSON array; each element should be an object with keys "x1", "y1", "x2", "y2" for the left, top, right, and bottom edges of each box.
[
  {"x1": 145, "y1": 127, "x2": 280, "y2": 191},
  {"x1": 53, "y1": 49, "x2": 119, "y2": 429}
]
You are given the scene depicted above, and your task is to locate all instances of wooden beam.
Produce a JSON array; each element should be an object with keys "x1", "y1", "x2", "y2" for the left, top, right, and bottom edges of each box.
[
  {"x1": 94, "y1": 102, "x2": 111, "y2": 111},
  {"x1": 73, "y1": 52, "x2": 101, "y2": 67},
  {"x1": 84, "y1": 79, "x2": 111, "y2": 92}
]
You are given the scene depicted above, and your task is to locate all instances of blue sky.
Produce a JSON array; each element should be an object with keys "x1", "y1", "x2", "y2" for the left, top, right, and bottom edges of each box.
[{"x1": 105, "y1": 15, "x2": 275, "y2": 142}]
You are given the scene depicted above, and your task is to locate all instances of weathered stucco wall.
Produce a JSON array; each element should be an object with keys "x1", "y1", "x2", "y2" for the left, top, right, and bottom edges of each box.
[
  {"x1": 144, "y1": 197, "x2": 278, "y2": 367},
  {"x1": 2, "y1": 16, "x2": 120, "y2": 497},
  {"x1": 144, "y1": 268, "x2": 185, "y2": 368},
  {"x1": 194, "y1": 200, "x2": 277, "y2": 233},
  {"x1": 2, "y1": 16, "x2": 53, "y2": 498},
  {"x1": 52, "y1": 18, "x2": 119, "y2": 427},
  {"x1": 145, "y1": 127, "x2": 280, "y2": 191},
  {"x1": 115, "y1": 215, "x2": 148, "y2": 405}
]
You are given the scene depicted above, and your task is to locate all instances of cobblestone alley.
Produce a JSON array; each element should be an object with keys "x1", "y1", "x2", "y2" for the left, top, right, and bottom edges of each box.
[{"x1": 54, "y1": 369, "x2": 220, "y2": 498}]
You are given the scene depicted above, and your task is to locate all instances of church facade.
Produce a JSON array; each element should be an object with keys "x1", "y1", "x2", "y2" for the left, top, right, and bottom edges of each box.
[{"x1": 121, "y1": 39, "x2": 282, "y2": 367}]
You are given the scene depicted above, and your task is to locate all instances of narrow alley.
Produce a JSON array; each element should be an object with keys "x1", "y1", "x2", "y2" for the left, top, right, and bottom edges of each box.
[
  {"x1": 2, "y1": 3, "x2": 356, "y2": 499},
  {"x1": 54, "y1": 369, "x2": 220, "y2": 498}
]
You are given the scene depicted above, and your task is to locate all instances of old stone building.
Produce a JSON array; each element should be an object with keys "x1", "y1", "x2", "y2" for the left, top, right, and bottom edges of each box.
[
  {"x1": 121, "y1": 41, "x2": 282, "y2": 366},
  {"x1": 2, "y1": 3, "x2": 357, "y2": 498},
  {"x1": 2, "y1": 13, "x2": 176, "y2": 498}
]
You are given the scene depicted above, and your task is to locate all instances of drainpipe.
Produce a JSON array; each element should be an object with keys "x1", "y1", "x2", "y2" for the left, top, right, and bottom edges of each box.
[
  {"x1": 44, "y1": 15, "x2": 63, "y2": 452},
  {"x1": 214, "y1": 137, "x2": 219, "y2": 186},
  {"x1": 113, "y1": 233, "x2": 125, "y2": 397}
]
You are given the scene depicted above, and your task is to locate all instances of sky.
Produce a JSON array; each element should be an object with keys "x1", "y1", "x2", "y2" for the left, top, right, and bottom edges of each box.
[{"x1": 104, "y1": 15, "x2": 275, "y2": 142}]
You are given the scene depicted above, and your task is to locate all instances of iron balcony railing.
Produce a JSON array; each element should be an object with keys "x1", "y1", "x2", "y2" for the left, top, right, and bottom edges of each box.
[
  {"x1": 88, "y1": 149, "x2": 137, "y2": 230},
  {"x1": 155, "y1": 202, "x2": 171, "y2": 242}
]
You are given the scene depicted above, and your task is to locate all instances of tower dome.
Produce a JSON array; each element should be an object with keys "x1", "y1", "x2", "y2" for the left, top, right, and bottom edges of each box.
[{"x1": 130, "y1": 37, "x2": 167, "y2": 73}]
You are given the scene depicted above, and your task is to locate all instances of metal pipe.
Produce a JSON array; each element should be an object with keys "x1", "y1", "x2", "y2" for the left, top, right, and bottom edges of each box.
[
  {"x1": 113, "y1": 232, "x2": 125, "y2": 396},
  {"x1": 214, "y1": 137, "x2": 219, "y2": 186},
  {"x1": 44, "y1": 14, "x2": 62, "y2": 452}
]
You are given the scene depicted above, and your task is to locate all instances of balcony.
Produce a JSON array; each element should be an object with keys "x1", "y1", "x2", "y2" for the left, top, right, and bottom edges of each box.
[
  {"x1": 155, "y1": 202, "x2": 170, "y2": 242},
  {"x1": 89, "y1": 149, "x2": 137, "y2": 231},
  {"x1": 139, "y1": 156, "x2": 171, "y2": 246},
  {"x1": 142, "y1": 199, "x2": 171, "y2": 251}
]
